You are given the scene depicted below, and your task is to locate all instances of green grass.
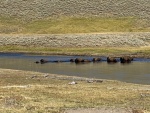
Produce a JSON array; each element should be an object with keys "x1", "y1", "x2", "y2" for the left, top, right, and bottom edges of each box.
[
  {"x1": 0, "y1": 16, "x2": 24, "y2": 33},
  {"x1": 0, "y1": 46, "x2": 150, "y2": 56},
  {"x1": 0, "y1": 16, "x2": 149, "y2": 34}
]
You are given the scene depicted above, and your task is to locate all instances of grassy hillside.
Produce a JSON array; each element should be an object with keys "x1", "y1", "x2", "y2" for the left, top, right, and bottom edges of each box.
[
  {"x1": 0, "y1": 16, "x2": 149, "y2": 34},
  {"x1": 0, "y1": 0, "x2": 149, "y2": 34},
  {"x1": 0, "y1": 0, "x2": 150, "y2": 20}
]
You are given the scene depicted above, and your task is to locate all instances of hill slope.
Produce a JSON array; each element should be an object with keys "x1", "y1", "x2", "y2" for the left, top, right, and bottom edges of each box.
[
  {"x1": 0, "y1": 0, "x2": 149, "y2": 34},
  {"x1": 0, "y1": 0, "x2": 150, "y2": 19}
]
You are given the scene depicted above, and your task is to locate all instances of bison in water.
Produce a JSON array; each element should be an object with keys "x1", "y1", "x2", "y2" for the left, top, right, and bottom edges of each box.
[
  {"x1": 74, "y1": 58, "x2": 91, "y2": 63},
  {"x1": 40, "y1": 59, "x2": 49, "y2": 64},
  {"x1": 107, "y1": 57, "x2": 117, "y2": 63},
  {"x1": 92, "y1": 58, "x2": 101, "y2": 62},
  {"x1": 120, "y1": 56, "x2": 133, "y2": 63}
]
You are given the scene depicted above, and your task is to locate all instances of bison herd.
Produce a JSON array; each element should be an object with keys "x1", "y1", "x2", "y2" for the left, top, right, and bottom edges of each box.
[{"x1": 35, "y1": 56, "x2": 134, "y2": 64}]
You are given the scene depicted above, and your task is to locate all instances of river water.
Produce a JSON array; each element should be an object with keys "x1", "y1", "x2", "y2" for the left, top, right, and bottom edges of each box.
[{"x1": 0, "y1": 53, "x2": 150, "y2": 85}]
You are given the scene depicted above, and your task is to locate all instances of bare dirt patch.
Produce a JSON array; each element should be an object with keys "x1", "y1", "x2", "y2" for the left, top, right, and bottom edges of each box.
[
  {"x1": 65, "y1": 108, "x2": 150, "y2": 113},
  {"x1": 65, "y1": 108, "x2": 132, "y2": 113}
]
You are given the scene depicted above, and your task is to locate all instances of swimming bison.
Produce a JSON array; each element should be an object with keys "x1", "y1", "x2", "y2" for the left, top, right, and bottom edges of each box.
[
  {"x1": 120, "y1": 56, "x2": 133, "y2": 63},
  {"x1": 107, "y1": 57, "x2": 117, "y2": 63}
]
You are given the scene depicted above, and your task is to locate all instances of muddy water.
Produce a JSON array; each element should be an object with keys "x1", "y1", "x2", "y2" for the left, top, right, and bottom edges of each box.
[{"x1": 0, "y1": 53, "x2": 150, "y2": 84}]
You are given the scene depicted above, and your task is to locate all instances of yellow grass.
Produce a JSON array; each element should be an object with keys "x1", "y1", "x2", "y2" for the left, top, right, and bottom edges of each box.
[
  {"x1": 0, "y1": 46, "x2": 150, "y2": 56},
  {"x1": 0, "y1": 16, "x2": 149, "y2": 34}
]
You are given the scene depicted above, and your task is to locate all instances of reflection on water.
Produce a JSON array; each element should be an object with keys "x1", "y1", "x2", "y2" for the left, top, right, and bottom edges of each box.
[{"x1": 0, "y1": 53, "x2": 150, "y2": 85}]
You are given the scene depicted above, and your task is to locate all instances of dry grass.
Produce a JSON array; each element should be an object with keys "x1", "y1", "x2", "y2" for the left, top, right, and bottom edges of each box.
[
  {"x1": 0, "y1": 68, "x2": 150, "y2": 113},
  {"x1": 0, "y1": 16, "x2": 149, "y2": 34}
]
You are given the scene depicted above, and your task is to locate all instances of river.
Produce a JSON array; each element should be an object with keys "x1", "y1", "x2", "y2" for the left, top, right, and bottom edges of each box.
[{"x1": 0, "y1": 53, "x2": 150, "y2": 85}]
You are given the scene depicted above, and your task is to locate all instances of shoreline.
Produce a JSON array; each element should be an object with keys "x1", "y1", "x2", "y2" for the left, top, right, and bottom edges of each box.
[
  {"x1": 0, "y1": 32, "x2": 150, "y2": 58},
  {"x1": 0, "y1": 51, "x2": 150, "y2": 59},
  {"x1": 0, "y1": 68, "x2": 150, "y2": 113},
  {"x1": 1, "y1": 67, "x2": 150, "y2": 88}
]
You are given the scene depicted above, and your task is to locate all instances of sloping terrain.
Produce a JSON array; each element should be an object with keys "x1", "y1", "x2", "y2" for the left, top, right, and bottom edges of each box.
[
  {"x1": 0, "y1": 0, "x2": 150, "y2": 34},
  {"x1": 0, "y1": 0, "x2": 150, "y2": 20}
]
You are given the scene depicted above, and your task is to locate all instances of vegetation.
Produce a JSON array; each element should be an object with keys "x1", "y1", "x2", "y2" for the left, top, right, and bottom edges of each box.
[
  {"x1": 0, "y1": 46, "x2": 150, "y2": 57},
  {"x1": 0, "y1": 16, "x2": 149, "y2": 34},
  {"x1": 0, "y1": 0, "x2": 149, "y2": 112},
  {"x1": 0, "y1": 69, "x2": 150, "y2": 113}
]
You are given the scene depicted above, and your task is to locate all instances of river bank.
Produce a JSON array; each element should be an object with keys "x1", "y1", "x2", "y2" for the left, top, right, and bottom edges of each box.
[
  {"x1": 0, "y1": 32, "x2": 150, "y2": 58},
  {"x1": 0, "y1": 68, "x2": 150, "y2": 113}
]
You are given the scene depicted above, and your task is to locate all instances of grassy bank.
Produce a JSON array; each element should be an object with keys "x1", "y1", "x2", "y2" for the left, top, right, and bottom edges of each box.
[
  {"x1": 0, "y1": 16, "x2": 149, "y2": 34},
  {"x1": 0, "y1": 69, "x2": 150, "y2": 113},
  {"x1": 0, "y1": 46, "x2": 150, "y2": 57}
]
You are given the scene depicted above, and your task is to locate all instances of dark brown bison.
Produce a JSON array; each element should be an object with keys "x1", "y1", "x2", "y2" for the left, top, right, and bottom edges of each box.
[
  {"x1": 120, "y1": 56, "x2": 133, "y2": 63},
  {"x1": 92, "y1": 58, "x2": 101, "y2": 62},
  {"x1": 40, "y1": 59, "x2": 48, "y2": 64},
  {"x1": 70, "y1": 59, "x2": 75, "y2": 62},
  {"x1": 107, "y1": 57, "x2": 117, "y2": 63},
  {"x1": 75, "y1": 58, "x2": 91, "y2": 63},
  {"x1": 75, "y1": 58, "x2": 83, "y2": 63}
]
